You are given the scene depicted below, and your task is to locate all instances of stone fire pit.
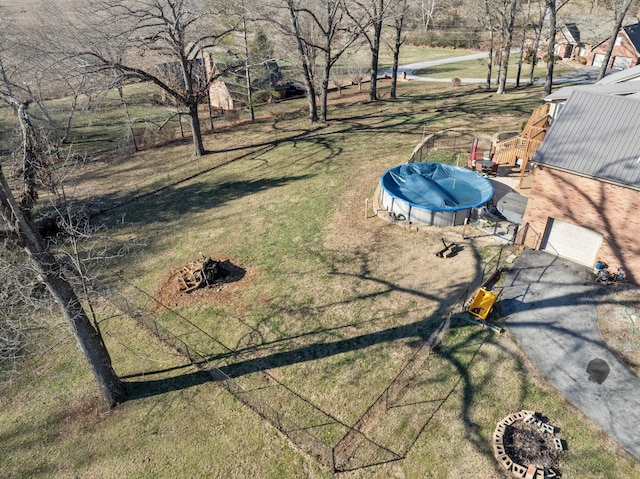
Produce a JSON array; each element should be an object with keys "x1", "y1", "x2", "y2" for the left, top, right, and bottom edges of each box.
[{"x1": 493, "y1": 410, "x2": 566, "y2": 478}]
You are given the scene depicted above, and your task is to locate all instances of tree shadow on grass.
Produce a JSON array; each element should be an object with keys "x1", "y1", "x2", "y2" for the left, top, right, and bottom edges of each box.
[
  {"x1": 124, "y1": 369, "x2": 212, "y2": 400},
  {"x1": 109, "y1": 174, "x2": 315, "y2": 227},
  {"x1": 113, "y1": 246, "x2": 626, "y2": 473}
]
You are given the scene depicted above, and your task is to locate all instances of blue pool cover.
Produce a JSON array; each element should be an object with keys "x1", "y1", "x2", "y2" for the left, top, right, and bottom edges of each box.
[{"x1": 381, "y1": 162, "x2": 494, "y2": 211}]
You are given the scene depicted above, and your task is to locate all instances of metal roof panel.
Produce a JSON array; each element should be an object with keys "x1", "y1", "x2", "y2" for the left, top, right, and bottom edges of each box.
[{"x1": 533, "y1": 91, "x2": 640, "y2": 188}]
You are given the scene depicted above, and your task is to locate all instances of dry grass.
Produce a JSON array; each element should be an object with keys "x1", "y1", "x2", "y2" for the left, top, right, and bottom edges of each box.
[{"x1": 2, "y1": 80, "x2": 640, "y2": 479}]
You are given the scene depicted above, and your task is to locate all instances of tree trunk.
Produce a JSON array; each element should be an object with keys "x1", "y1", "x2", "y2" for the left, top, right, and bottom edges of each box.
[
  {"x1": 544, "y1": 0, "x2": 556, "y2": 95},
  {"x1": 178, "y1": 48, "x2": 205, "y2": 157},
  {"x1": 529, "y1": 4, "x2": 547, "y2": 86},
  {"x1": 485, "y1": 0, "x2": 494, "y2": 89},
  {"x1": 497, "y1": 0, "x2": 520, "y2": 94},
  {"x1": 0, "y1": 168, "x2": 126, "y2": 408},
  {"x1": 369, "y1": 16, "x2": 382, "y2": 101},
  {"x1": 187, "y1": 101, "x2": 205, "y2": 157},
  {"x1": 390, "y1": 51, "x2": 399, "y2": 98},
  {"x1": 306, "y1": 81, "x2": 319, "y2": 123},
  {"x1": 320, "y1": 57, "x2": 331, "y2": 122},
  {"x1": 496, "y1": 48, "x2": 510, "y2": 94},
  {"x1": 516, "y1": 24, "x2": 528, "y2": 87},
  {"x1": 118, "y1": 86, "x2": 138, "y2": 152},
  {"x1": 288, "y1": 4, "x2": 318, "y2": 122},
  {"x1": 242, "y1": 13, "x2": 255, "y2": 122},
  {"x1": 0, "y1": 96, "x2": 126, "y2": 408},
  {"x1": 597, "y1": 0, "x2": 635, "y2": 81},
  {"x1": 486, "y1": 37, "x2": 494, "y2": 90},
  {"x1": 16, "y1": 102, "x2": 39, "y2": 216},
  {"x1": 390, "y1": 6, "x2": 405, "y2": 100}
]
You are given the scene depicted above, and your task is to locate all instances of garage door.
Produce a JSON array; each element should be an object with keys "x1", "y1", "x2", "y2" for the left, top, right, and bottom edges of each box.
[
  {"x1": 541, "y1": 218, "x2": 603, "y2": 266},
  {"x1": 592, "y1": 54, "x2": 605, "y2": 67},
  {"x1": 612, "y1": 56, "x2": 632, "y2": 69}
]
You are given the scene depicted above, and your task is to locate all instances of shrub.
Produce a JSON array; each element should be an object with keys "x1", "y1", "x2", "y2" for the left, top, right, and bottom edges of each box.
[
  {"x1": 542, "y1": 53, "x2": 562, "y2": 64},
  {"x1": 523, "y1": 48, "x2": 536, "y2": 64}
]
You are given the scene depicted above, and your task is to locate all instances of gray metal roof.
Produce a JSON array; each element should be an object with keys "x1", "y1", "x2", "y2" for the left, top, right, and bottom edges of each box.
[
  {"x1": 533, "y1": 91, "x2": 640, "y2": 189},
  {"x1": 596, "y1": 63, "x2": 640, "y2": 85},
  {"x1": 543, "y1": 64, "x2": 640, "y2": 102},
  {"x1": 545, "y1": 82, "x2": 640, "y2": 101}
]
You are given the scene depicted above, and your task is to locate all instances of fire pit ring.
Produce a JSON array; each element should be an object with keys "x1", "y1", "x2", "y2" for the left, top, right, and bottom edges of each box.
[{"x1": 493, "y1": 410, "x2": 566, "y2": 478}]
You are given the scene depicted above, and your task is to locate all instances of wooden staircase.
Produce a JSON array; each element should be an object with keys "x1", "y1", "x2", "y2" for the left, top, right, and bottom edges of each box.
[{"x1": 491, "y1": 103, "x2": 551, "y2": 166}]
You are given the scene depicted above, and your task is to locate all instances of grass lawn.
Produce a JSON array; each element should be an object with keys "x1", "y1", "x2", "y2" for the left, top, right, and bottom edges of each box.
[
  {"x1": 1, "y1": 81, "x2": 639, "y2": 478},
  {"x1": 413, "y1": 57, "x2": 579, "y2": 81}
]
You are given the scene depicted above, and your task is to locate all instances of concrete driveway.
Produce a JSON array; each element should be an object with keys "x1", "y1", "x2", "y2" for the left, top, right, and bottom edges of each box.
[{"x1": 500, "y1": 249, "x2": 640, "y2": 460}]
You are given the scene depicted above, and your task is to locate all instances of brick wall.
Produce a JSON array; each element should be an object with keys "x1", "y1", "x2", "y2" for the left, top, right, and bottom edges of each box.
[
  {"x1": 588, "y1": 32, "x2": 640, "y2": 68},
  {"x1": 521, "y1": 166, "x2": 640, "y2": 284}
]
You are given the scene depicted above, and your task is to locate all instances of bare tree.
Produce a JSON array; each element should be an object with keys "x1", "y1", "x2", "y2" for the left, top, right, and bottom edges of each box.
[
  {"x1": 596, "y1": 0, "x2": 637, "y2": 80},
  {"x1": 238, "y1": 9, "x2": 283, "y2": 121},
  {"x1": 345, "y1": 0, "x2": 393, "y2": 101},
  {"x1": 528, "y1": 0, "x2": 548, "y2": 86},
  {"x1": 461, "y1": 0, "x2": 501, "y2": 89},
  {"x1": 48, "y1": 0, "x2": 238, "y2": 158},
  {"x1": 0, "y1": 93, "x2": 127, "y2": 407},
  {"x1": 317, "y1": 1, "x2": 361, "y2": 120},
  {"x1": 262, "y1": 0, "x2": 359, "y2": 122},
  {"x1": 0, "y1": 248, "x2": 59, "y2": 381},
  {"x1": 332, "y1": 72, "x2": 349, "y2": 94},
  {"x1": 495, "y1": 0, "x2": 521, "y2": 94},
  {"x1": 345, "y1": 53, "x2": 369, "y2": 90},
  {"x1": 388, "y1": 0, "x2": 410, "y2": 99},
  {"x1": 0, "y1": 19, "x2": 126, "y2": 405},
  {"x1": 463, "y1": 0, "x2": 499, "y2": 89},
  {"x1": 419, "y1": 0, "x2": 438, "y2": 32},
  {"x1": 241, "y1": 10, "x2": 256, "y2": 122},
  {"x1": 286, "y1": 1, "x2": 321, "y2": 122},
  {"x1": 295, "y1": 1, "x2": 360, "y2": 121},
  {"x1": 262, "y1": 0, "x2": 320, "y2": 121},
  {"x1": 543, "y1": 0, "x2": 572, "y2": 95},
  {"x1": 515, "y1": 0, "x2": 534, "y2": 87}
]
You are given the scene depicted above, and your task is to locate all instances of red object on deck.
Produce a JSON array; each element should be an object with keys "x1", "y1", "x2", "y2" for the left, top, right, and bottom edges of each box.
[{"x1": 470, "y1": 138, "x2": 478, "y2": 161}]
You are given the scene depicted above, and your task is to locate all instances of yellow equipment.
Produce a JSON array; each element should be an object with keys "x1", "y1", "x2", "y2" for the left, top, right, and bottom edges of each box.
[{"x1": 467, "y1": 288, "x2": 497, "y2": 320}]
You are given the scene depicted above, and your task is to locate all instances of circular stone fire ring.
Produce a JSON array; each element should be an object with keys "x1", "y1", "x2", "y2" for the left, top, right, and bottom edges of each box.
[{"x1": 493, "y1": 410, "x2": 566, "y2": 478}]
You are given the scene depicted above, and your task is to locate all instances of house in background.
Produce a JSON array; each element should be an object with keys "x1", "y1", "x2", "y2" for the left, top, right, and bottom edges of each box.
[
  {"x1": 543, "y1": 17, "x2": 640, "y2": 69},
  {"x1": 552, "y1": 23, "x2": 581, "y2": 60},
  {"x1": 209, "y1": 59, "x2": 284, "y2": 112},
  {"x1": 588, "y1": 22, "x2": 640, "y2": 70},
  {"x1": 519, "y1": 90, "x2": 640, "y2": 283},
  {"x1": 156, "y1": 51, "x2": 288, "y2": 112},
  {"x1": 156, "y1": 56, "x2": 208, "y2": 104},
  {"x1": 537, "y1": 14, "x2": 614, "y2": 62},
  {"x1": 208, "y1": 68, "x2": 249, "y2": 112}
]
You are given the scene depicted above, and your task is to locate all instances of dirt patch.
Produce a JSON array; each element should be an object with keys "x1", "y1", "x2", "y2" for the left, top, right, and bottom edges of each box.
[{"x1": 154, "y1": 257, "x2": 250, "y2": 309}]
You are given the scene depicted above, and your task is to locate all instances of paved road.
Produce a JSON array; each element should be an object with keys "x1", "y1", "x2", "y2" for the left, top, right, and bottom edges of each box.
[
  {"x1": 390, "y1": 52, "x2": 491, "y2": 82},
  {"x1": 500, "y1": 250, "x2": 640, "y2": 460},
  {"x1": 381, "y1": 52, "x2": 600, "y2": 85}
]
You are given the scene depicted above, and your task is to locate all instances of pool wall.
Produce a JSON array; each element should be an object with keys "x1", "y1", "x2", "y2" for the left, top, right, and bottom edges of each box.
[
  {"x1": 380, "y1": 162, "x2": 494, "y2": 226},
  {"x1": 380, "y1": 189, "x2": 472, "y2": 225}
]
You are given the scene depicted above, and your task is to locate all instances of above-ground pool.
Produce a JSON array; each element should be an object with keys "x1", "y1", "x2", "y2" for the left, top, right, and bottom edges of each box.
[{"x1": 380, "y1": 162, "x2": 494, "y2": 226}]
